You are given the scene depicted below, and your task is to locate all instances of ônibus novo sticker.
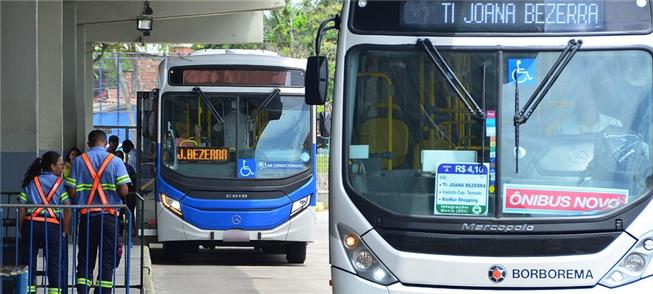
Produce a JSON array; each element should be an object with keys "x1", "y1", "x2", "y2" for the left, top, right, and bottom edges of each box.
[
  {"x1": 503, "y1": 184, "x2": 628, "y2": 214},
  {"x1": 435, "y1": 163, "x2": 489, "y2": 216}
]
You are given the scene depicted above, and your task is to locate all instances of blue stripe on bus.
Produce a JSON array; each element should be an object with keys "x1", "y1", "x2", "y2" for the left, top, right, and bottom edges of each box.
[
  {"x1": 183, "y1": 195, "x2": 292, "y2": 210},
  {"x1": 156, "y1": 173, "x2": 316, "y2": 209},
  {"x1": 182, "y1": 202, "x2": 293, "y2": 230},
  {"x1": 155, "y1": 141, "x2": 318, "y2": 230}
]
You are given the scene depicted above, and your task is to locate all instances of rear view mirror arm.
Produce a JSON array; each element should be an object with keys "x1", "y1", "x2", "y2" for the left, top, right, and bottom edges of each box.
[{"x1": 315, "y1": 15, "x2": 340, "y2": 56}]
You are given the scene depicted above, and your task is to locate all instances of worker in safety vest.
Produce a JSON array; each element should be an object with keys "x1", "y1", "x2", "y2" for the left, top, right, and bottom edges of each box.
[
  {"x1": 18, "y1": 151, "x2": 71, "y2": 294},
  {"x1": 65, "y1": 130, "x2": 131, "y2": 294}
]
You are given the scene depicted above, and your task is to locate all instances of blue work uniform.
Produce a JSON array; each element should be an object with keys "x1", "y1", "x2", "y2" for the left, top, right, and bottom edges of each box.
[
  {"x1": 65, "y1": 147, "x2": 131, "y2": 207},
  {"x1": 19, "y1": 171, "x2": 70, "y2": 294},
  {"x1": 65, "y1": 147, "x2": 131, "y2": 294}
]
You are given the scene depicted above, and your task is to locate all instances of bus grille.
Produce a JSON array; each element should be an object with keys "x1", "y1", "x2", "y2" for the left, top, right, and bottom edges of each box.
[{"x1": 376, "y1": 229, "x2": 621, "y2": 257}]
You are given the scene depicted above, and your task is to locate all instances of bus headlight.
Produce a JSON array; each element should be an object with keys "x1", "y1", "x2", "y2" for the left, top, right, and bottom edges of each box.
[
  {"x1": 290, "y1": 195, "x2": 311, "y2": 217},
  {"x1": 600, "y1": 231, "x2": 653, "y2": 288},
  {"x1": 161, "y1": 194, "x2": 183, "y2": 217},
  {"x1": 337, "y1": 224, "x2": 398, "y2": 286}
]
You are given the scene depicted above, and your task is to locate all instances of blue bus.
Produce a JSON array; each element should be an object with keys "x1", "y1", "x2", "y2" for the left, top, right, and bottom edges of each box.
[{"x1": 138, "y1": 49, "x2": 316, "y2": 263}]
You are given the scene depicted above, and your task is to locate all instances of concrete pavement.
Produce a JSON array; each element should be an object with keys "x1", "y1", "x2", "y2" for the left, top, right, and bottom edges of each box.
[{"x1": 150, "y1": 211, "x2": 331, "y2": 294}]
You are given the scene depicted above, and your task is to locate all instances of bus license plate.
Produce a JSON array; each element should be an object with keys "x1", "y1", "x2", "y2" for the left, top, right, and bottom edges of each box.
[{"x1": 223, "y1": 230, "x2": 250, "y2": 242}]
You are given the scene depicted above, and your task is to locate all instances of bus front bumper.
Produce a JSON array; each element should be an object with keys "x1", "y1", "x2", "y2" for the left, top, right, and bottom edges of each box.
[
  {"x1": 332, "y1": 267, "x2": 653, "y2": 294},
  {"x1": 157, "y1": 201, "x2": 316, "y2": 243}
]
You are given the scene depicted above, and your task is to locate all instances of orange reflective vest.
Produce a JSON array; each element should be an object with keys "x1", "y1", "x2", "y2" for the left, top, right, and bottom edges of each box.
[
  {"x1": 24, "y1": 177, "x2": 63, "y2": 224},
  {"x1": 79, "y1": 153, "x2": 118, "y2": 215}
]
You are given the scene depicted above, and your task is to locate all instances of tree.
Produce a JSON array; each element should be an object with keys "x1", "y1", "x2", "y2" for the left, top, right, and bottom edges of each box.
[{"x1": 193, "y1": 0, "x2": 342, "y2": 107}]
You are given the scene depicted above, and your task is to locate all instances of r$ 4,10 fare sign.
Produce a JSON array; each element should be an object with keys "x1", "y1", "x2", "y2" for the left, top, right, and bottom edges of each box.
[{"x1": 435, "y1": 163, "x2": 489, "y2": 216}]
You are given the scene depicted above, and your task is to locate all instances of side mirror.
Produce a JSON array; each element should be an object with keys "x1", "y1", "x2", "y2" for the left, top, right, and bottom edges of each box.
[{"x1": 305, "y1": 56, "x2": 328, "y2": 105}]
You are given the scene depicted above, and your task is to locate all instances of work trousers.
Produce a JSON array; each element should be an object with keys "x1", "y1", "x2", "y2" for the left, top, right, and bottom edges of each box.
[
  {"x1": 21, "y1": 220, "x2": 64, "y2": 294},
  {"x1": 76, "y1": 214, "x2": 118, "y2": 294}
]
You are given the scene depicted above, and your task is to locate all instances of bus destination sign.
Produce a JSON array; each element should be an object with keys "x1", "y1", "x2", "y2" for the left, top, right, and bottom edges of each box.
[
  {"x1": 177, "y1": 147, "x2": 229, "y2": 162},
  {"x1": 401, "y1": 0, "x2": 606, "y2": 32}
]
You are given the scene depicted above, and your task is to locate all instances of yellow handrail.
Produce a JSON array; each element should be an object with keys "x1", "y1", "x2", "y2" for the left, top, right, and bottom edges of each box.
[{"x1": 358, "y1": 72, "x2": 395, "y2": 170}]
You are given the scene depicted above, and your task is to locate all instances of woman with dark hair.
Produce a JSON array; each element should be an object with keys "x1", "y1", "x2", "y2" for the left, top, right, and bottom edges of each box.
[
  {"x1": 18, "y1": 151, "x2": 71, "y2": 294},
  {"x1": 64, "y1": 147, "x2": 81, "y2": 179}
]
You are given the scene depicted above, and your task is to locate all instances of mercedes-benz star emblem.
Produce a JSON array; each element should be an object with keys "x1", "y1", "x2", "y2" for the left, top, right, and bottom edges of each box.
[
  {"x1": 488, "y1": 265, "x2": 506, "y2": 283},
  {"x1": 232, "y1": 215, "x2": 242, "y2": 225}
]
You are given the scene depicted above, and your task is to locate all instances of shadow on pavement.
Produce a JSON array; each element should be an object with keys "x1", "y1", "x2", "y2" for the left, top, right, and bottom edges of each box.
[{"x1": 149, "y1": 246, "x2": 305, "y2": 267}]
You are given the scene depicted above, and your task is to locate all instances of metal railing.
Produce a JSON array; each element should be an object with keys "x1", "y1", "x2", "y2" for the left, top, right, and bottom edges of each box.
[{"x1": 1, "y1": 193, "x2": 145, "y2": 294}]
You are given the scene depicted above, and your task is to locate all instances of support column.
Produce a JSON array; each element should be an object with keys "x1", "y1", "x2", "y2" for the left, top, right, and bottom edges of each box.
[
  {"x1": 62, "y1": 0, "x2": 77, "y2": 150},
  {"x1": 1, "y1": 1, "x2": 38, "y2": 192},
  {"x1": 37, "y1": 0, "x2": 63, "y2": 154},
  {"x1": 75, "y1": 25, "x2": 93, "y2": 148},
  {"x1": 1, "y1": 0, "x2": 64, "y2": 192}
]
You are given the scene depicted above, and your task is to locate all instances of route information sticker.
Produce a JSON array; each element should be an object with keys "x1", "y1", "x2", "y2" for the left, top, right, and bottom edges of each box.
[{"x1": 435, "y1": 163, "x2": 489, "y2": 216}]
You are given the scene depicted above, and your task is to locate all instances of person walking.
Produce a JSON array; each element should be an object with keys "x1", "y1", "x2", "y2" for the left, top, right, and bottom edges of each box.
[
  {"x1": 18, "y1": 151, "x2": 71, "y2": 294},
  {"x1": 65, "y1": 130, "x2": 131, "y2": 294}
]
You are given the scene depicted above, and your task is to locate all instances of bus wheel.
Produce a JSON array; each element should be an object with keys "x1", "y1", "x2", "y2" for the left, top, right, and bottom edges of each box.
[{"x1": 286, "y1": 242, "x2": 307, "y2": 264}]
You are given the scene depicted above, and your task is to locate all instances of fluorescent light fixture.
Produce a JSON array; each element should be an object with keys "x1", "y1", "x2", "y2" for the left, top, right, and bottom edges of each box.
[{"x1": 137, "y1": 17, "x2": 153, "y2": 36}]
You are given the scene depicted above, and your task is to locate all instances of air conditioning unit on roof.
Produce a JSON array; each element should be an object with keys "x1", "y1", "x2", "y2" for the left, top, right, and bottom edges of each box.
[{"x1": 190, "y1": 49, "x2": 279, "y2": 57}]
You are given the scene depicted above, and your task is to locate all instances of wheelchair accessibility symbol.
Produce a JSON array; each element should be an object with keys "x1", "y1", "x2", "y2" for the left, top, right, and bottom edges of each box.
[
  {"x1": 508, "y1": 58, "x2": 536, "y2": 85},
  {"x1": 238, "y1": 159, "x2": 257, "y2": 178}
]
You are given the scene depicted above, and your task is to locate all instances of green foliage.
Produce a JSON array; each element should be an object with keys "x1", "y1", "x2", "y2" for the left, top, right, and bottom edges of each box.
[
  {"x1": 92, "y1": 1, "x2": 344, "y2": 110},
  {"x1": 194, "y1": 0, "x2": 342, "y2": 107}
]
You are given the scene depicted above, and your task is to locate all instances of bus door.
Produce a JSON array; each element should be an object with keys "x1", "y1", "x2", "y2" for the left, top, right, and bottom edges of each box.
[{"x1": 137, "y1": 89, "x2": 158, "y2": 239}]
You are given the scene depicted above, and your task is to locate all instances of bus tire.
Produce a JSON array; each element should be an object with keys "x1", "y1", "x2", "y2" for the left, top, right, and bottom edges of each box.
[{"x1": 286, "y1": 242, "x2": 307, "y2": 264}]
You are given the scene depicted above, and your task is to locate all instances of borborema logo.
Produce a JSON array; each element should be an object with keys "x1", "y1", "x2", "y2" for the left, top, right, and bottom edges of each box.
[{"x1": 488, "y1": 264, "x2": 507, "y2": 283}]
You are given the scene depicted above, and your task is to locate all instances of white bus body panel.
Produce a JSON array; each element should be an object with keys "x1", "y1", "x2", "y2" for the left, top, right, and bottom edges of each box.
[
  {"x1": 333, "y1": 268, "x2": 653, "y2": 294},
  {"x1": 626, "y1": 194, "x2": 653, "y2": 237},
  {"x1": 330, "y1": 2, "x2": 653, "y2": 292},
  {"x1": 157, "y1": 202, "x2": 316, "y2": 242},
  {"x1": 363, "y1": 229, "x2": 634, "y2": 288}
]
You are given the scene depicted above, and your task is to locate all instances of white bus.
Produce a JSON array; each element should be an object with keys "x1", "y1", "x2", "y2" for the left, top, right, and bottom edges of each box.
[
  {"x1": 138, "y1": 50, "x2": 317, "y2": 263},
  {"x1": 305, "y1": 0, "x2": 653, "y2": 292}
]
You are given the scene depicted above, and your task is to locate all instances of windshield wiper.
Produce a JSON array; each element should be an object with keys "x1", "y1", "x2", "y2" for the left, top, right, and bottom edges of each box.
[
  {"x1": 513, "y1": 39, "x2": 582, "y2": 173},
  {"x1": 193, "y1": 86, "x2": 225, "y2": 125},
  {"x1": 249, "y1": 88, "x2": 281, "y2": 123},
  {"x1": 418, "y1": 38, "x2": 486, "y2": 120}
]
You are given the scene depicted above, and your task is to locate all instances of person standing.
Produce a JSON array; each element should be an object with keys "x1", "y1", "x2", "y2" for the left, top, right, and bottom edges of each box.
[
  {"x1": 66, "y1": 130, "x2": 131, "y2": 294},
  {"x1": 120, "y1": 139, "x2": 137, "y2": 170},
  {"x1": 106, "y1": 135, "x2": 119, "y2": 154},
  {"x1": 63, "y1": 147, "x2": 81, "y2": 180},
  {"x1": 115, "y1": 150, "x2": 137, "y2": 235},
  {"x1": 18, "y1": 151, "x2": 71, "y2": 294}
]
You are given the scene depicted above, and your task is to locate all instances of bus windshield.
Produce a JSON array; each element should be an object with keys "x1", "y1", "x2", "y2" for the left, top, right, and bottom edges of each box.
[
  {"x1": 345, "y1": 47, "x2": 652, "y2": 218},
  {"x1": 162, "y1": 92, "x2": 311, "y2": 179}
]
